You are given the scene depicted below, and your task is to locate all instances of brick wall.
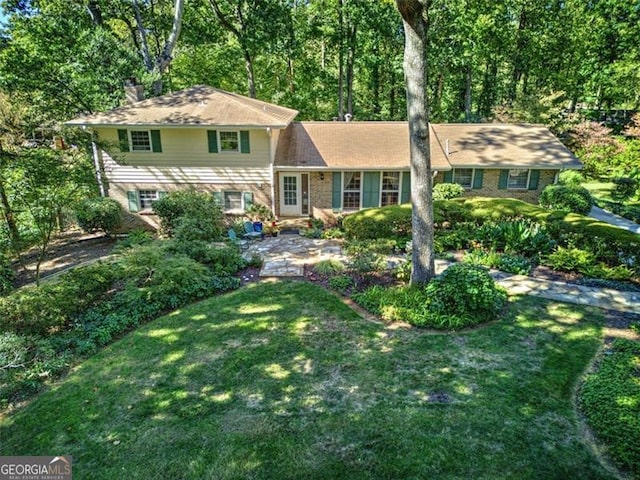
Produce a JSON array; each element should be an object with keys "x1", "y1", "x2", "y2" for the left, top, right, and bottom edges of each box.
[{"x1": 434, "y1": 169, "x2": 558, "y2": 204}]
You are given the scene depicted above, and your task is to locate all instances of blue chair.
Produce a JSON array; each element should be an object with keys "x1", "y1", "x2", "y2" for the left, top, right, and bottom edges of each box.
[
  {"x1": 243, "y1": 221, "x2": 263, "y2": 240},
  {"x1": 228, "y1": 228, "x2": 249, "y2": 249}
]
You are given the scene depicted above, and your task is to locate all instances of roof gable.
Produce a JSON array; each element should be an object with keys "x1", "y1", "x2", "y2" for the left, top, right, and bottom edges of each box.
[{"x1": 66, "y1": 85, "x2": 298, "y2": 128}]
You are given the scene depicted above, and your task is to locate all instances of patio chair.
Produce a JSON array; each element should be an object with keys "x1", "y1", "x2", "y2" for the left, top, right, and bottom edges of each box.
[
  {"x1": 227, "y1": 228, "x2": 249, "y2": 249},
  {"x1": 243, "y1": 221, "x2": 263, "y2": 240}
]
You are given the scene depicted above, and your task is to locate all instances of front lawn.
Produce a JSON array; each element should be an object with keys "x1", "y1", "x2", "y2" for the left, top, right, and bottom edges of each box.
[{"x1": 0, "y1": 281, "x2": 616, "y2": 479}]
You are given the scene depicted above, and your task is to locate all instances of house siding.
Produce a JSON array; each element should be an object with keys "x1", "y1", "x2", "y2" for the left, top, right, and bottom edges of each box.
[
  {"x1": 96, "y1": 127, "x2": 271, "y2": 169},
  {"x1": 435, "y1": 168, "x2": 557, "y2": 203}
]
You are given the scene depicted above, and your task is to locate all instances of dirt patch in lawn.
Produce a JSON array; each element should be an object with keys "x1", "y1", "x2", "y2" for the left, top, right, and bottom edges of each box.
[{"x1": 12, "y1": 231, "x2": 118, "y2": 287}]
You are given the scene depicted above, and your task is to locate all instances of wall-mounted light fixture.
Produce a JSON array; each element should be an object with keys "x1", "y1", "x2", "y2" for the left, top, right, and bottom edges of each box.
[{"x1": 319, "y1": 172, "x2": 325, "y2": 181}]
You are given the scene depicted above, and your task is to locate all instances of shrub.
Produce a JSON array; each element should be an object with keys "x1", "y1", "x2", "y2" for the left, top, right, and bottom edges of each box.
[
  {"x1": 475, "y1": 218, "x2": 555, "y2": 257},
  {"x1": 328, "y1": 275, "x2": 354, "y2": 294},
  {"x1": 0, "y1": 253, "x2": 15, "y2": 294},
  {"x1": 166, "y1": 241, "x2": 245, "y2": 276},
  {"x1": 539, "y1": 184, "x2": 594, "y2": 215},
  {"x1": 343, "y1": 204, "x2": 412, "y2": 240},
  {"x1": 113, "y1": 229, "x2": 154, "y2": 252},
  {"x1": 557, "y1": 170, "x2": 584, "y2": 186},
  {"x1": 611, "y1": 177, "x2": 638, "y2": 202},
  {"x1": 314, "y1": 259, "x2": 346, "y2": 275},
  {"x1": 394, "y1": 260, "x2": 412, "y2": 282},
  {"x1": 349, "y1": 250, "x2": 386, "y2": 275},
  {"x1": 75, "y1": 197, "x2": 123, "y2": 235},
  {"x1": 246, "y1": 203, "x2": 274, "y2": 222},
  {"x1": 433, "y1": 183, "x2": 465, "y2": 200},
  {"x1": 424, "y1": 263, "x2": 507, "y2": 329},
  {"x1": 544, "y1": 247, "x2": 596, "y2": 273},
  {"x1": 152, "y1": 189, "x2": 223, "y2": 239},
  {"x1": 579, "y1": 339, "x2": 640, "y2": 477},
  {"x1": 322, "y1": 227, "x2": 344, "y2": 239},
  {"x1": 345, "y1": 239, "x2": 399, "y2": 256}
]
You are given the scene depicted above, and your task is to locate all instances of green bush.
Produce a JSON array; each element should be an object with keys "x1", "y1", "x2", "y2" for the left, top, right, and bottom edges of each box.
[
  {"x1": 349, "y1": 250, "x2": 386, "y2": 275},
  {"x1": 113, "y1": 229, "x2": 154, "y2": 252},
  {"x1": 557, "y1": 170, "x2": 584, "y2": 186},
  {"x1": 165, "y1": 241, "x2": 245, "y2": 276},
  {"x1": 343, "y1": 204, "x2": 412, "y2": 240},
  {"x1": 463, "y1": 249, "x2": 532, "y2": 275},
  {"x1": 0, "y1": 253, "x2": 15, "y2": 294},
  {"x1": 611, "y1": 177, "x2": 638, "y2": 202},
  {"x1": 544, "y1": 247, "x2": 596, "y2": 272},
  {"x1": 433, "y1": 183, "x2": 465, "y2": 200},
  {"x1": 314, "y1": 259, "x2": 346, "y2": 275},
  {"x1": 579, "y1": 339, "x2": 640, "y2": 476},
  {"x1": 328, "y1": 275, "x2": 354, "y2": 294},
  {"x1": 539, "y1": 184, "x2": 594, "y2": 215},
  {"x1": 424, "y1": 263, "x2": 507, "y2": 329},
  {"x1": 75, "y1": 197, "x2": 123, "y2": 235},
  {"x1": 152, "y1": 189, "x2": 223, "y2": 239},
  {"x1": 345, "y1": 238, "x2": 399, "y2": 256},
  {"x1": 475, "y1": 218, "x2": 555, "y2": 257}
]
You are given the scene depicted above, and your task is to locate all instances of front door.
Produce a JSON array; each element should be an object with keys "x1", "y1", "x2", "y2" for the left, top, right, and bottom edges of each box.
[{"x1": 280, "y1": 173, "x2": 301, "y2": 216}]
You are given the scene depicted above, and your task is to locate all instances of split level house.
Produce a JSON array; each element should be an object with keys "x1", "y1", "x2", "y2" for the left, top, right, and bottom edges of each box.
[{"x1": 67, "y1": 85, "x2": 583, "y2": 229}]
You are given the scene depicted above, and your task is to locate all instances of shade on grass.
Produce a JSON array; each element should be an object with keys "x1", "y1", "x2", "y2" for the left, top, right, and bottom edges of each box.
[{"x1": 0, "y1": 282, "x2": 614, "y2": 479}]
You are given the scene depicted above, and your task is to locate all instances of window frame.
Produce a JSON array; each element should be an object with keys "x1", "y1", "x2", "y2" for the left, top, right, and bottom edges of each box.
[
  {"x1": 452, "y1": 168, "x2": 474, "y2": 189},
  {"x1": 342, "y1": 171, "x2": 362, "y2": 210},
  {"x1": 507, "y1": 169, "x2": 531, "y2": 190},
  {"x1": 223, "y1": 191, "x2": 243, "y2": 212},
  {"x1": 218, "y1": 131, "x2": 241, "y2": 153},
  {"x1": 128, "y1": 130, "x2": 153, "y2": 152},
  {"x1": 380, "y1": 171, "x2": 401, "y2": 206},
  {"x1": 138, "y1": 190, "x2": 159, "y2": 210}
]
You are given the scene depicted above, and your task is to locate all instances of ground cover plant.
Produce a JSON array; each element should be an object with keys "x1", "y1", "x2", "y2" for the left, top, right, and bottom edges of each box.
[
  {"x1": 0, "y1": 282, "x2": 617, "y2": 479},
  {"x1": 0, "y1": 238, "x2": 246, "y2": 410},
  {"x1": 579, "y1": 339, "x2": 640, "y2": 477}
]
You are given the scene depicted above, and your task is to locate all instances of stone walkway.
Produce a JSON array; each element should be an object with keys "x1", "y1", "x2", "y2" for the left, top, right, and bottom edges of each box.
[{"x1": 245, "y1": 235, "x2": 640, "y2": 314}]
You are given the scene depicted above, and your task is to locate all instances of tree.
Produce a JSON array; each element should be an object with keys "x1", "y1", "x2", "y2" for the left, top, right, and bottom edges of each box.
[{"x1": 396, "y1": 0, "x2": 434, "y2": 285}]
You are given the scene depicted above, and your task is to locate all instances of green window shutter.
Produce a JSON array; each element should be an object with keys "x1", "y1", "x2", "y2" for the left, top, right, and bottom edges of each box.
[
  {"x1": 158, "y1": 191, "x2": 168, "y2": 199},
  {"x1": 401, "y1": 171, "x2": 411, "y2": 203},
  {"x1": 150, "y1": 130, "x2": 162, "y2": 152},
  {"x1": 444, "y1": 170, "x2": 453, "y2": 183},
  {"x1": 362, "y1": 172, "x2": 381, "y2": 208},
  {"x1": 212, "y1": 191, "x2": 223, "y2": 207},
  {"x1": 472, "y1": 169, "x2": 484, "y2": 189},
  {"x1": 118, "y1": 129, "x2": 129, "y2": 152},
  {"x1": 127, "y1": 191, "x2": 139, "y2": 212},
  {"x1": 332, "y1": 172, "x2": 342, "y2": 211},
  {"x1": 528, "y1": 170, "x2": 540, "y2": 190},
  {"x1": 207, "y1": 130, "x2": 218, "y2": 153},
  {"x1": 498, "y1": 170, "x2": 509, "y2": 189},
  {"x1": 243, "y1": 191, "x2": 254, "y2": 210},
  {"x1": 240, "y1": 131, "x2": 250, "y2": 153}
]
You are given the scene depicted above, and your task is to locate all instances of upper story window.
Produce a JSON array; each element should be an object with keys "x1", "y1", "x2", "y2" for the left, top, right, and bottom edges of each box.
[
  {"x1": 381, "y1": 171, "x2": 400, "y2": 206},
  {"x1": 118, "y1": 129, "x2": 162, "y2": 153},
  {"x1": 453, "y1": 168, "x2": 473, "y2": 189},
  {"x1": 508, "y1": 169, "x2": 530, "y2": 189},
  {"x1": 208, "y1": 130, "x2": 250, "y2": 154},
  {"x1": 220, "y1": 131, "x2": 240, "y2": 152},
  {"x1": 130, "y1": 130, "x2": 151, "y2": 151}
]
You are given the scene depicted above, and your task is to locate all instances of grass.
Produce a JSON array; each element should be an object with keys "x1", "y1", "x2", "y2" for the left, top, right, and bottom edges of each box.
[
  {"x1": 0, "y1": 281, "x2": 617, "y2": 479},
  {"x1": 583, "y1": 181, "x2": 617, "y2": 203}
]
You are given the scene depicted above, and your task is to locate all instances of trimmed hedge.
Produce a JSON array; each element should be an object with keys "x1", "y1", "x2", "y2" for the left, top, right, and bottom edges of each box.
[
  {"x1": 539, "y1": 184, "x2": 594, "y2": 215},
  {"x1": 75, "y1": 197, "x2": 123, "y2": 235}
]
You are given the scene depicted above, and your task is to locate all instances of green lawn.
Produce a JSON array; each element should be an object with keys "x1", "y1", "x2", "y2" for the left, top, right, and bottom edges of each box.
[
  {"x1": 0, "y1": 282, "x2": 617, "y2": 479},
  {"x1": 583, "y1": 181, "x2": 616, "y2": 202}
]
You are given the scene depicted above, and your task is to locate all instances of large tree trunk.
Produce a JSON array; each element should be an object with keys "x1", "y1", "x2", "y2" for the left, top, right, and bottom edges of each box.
[
  {"x1": 243, "y1": 49, "x2": 257, "y2": 98},
  {"x1": 464, "y1": 64, "x2": 472, "y2": 122},
  {"x1": 396, "y1": 0, "x2": 435, "y2": 285}
]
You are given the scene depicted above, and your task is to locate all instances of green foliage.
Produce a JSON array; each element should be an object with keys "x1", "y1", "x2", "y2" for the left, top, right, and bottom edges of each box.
[
  {"x1": 164, "y1": 240, "x2": 246, "y2": 276},
  {"x1": 313, "y1": 259, "x2": 346, "y2": 276},
  {"x1": 345, "y1": 238, "x2": 400, "y2": 256},
  {"x1": 328, "y1": 275, "x2": 354, "y2": 294},
  {"x1": 349, "y1": 250, "x2": 386, "y2": 275},
  {"x1": 75, "y1": 197, "x2": 123, "y2": 235},
  {"x1": 433, "y1": 183, "x2": 465, "y2": 200},
  {"x1": 424, "y1": 264, "x2": 508, "y2": 329},
  {"x1": 579, "y1": 339, "x2": 640, "y2": 476},
  {"x1": 113, "y1": 229, "x2": 155, "y2": 252},
  {"x1": 544, "y1": 247, "x2": 596, "y2": 272},
  {"x1": 246, "y1": 203, "x2": 274, "y2": 222},
  {"x1": 152, "y1": 189, "x2": 223, "y2": 240},
  {"x1": 475, "y1": 218, "x2": 555, "y2": 257},
  {"x1": 539, "y1": 185, "x2": 594, "y2": 214},
  {"x1": 343, "y1": 204, "x2": 412, "y2": 241},
  {"x1": 463, "y1": 249, "x2": 532, "y2": 275},
  {"x1": 394, "y1": 260, "x2": 412, "y2": 282},
  {"x1": 434, "y1": 223, "x2": 477, "y2": 251},
  {"x1": 0, "y1": 253, "x2": 16, "y2": 294},
  {"x1": 557, "y1": 170, "x2": 584, "y2": 186},
  {"x1": 322, "y1": 227, "x2": 344, "y2": 239},
  {"x1": 611, "y1": 177, "x2": 638, "y2": 202}
]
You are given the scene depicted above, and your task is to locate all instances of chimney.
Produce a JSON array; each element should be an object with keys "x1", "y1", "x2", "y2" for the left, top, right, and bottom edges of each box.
[{"x1": 124, "y1": 77, "x2": 144, "y2": 104}]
